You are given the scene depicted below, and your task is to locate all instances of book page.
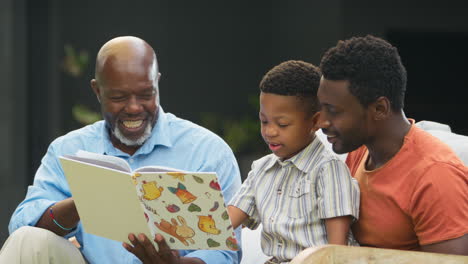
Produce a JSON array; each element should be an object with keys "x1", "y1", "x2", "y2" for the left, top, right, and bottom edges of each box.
[
  {"x1": 60, "y1": 157, "x2": 153, "y2": 245},
  {"x1": 73, "y1": 150, "x2": 132, "y2": 172},
  {"x1": 133, "y1": 171, "x2": 239, "y2": 251},
  {"x1": 135, "y1": 165, "x2": 184, "y2": 173}
]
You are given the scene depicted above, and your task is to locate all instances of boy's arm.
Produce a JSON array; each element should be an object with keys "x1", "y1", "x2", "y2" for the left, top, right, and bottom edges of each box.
[
  {"x1": 227, "y1": 205, "x2": 249, "y2": 229},
  {"x1": 325, "y1": 216, "x2": 352, "y2": 245},
  {"x1": 317, "y1": 159, "x2": 359, "y2": 245}
]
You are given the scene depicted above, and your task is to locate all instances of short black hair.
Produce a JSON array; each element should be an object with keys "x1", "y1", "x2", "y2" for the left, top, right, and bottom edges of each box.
[
  {"x1": 320, "y1": 35, "x2": 407, "y2": 111},
  {"x1": 260, "y1": 60, "x2": 321, "y2": 114}
]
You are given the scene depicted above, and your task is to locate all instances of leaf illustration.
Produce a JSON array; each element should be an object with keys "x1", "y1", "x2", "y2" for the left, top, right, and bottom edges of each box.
[{"x1": 192, "y1": 175, "x2": 204, "y2": 184}]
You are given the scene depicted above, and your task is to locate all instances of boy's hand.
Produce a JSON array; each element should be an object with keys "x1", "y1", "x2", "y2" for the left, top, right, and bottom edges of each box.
[{"x1": 123, "y1": 233, "x2": 180, "y2": 264}]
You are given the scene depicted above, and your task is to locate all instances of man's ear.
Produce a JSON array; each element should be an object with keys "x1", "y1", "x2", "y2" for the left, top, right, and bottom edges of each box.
[
  {"x1": 371, "y1": 96, "x2": 391, "y2": 120},
  {"x1": 90, "y1": 79, "x2": 101, "y2": 103}
]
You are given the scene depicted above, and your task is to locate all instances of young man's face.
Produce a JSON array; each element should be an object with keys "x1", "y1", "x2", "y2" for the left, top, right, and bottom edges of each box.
[
  {"x1": 259, "y1": 92, "x2": 316, "y2": 160},
  {"x1": 317, "y1": 77, "x2": 370, "y2": 154},
  {"x1": 94, "y1": 59, "x2": 159, "y2": 148}
]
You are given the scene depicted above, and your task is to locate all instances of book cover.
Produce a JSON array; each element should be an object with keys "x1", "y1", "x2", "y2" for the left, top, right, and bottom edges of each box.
[{"x1": 59, "y1": 153, "x2": 239, "y2": 251}]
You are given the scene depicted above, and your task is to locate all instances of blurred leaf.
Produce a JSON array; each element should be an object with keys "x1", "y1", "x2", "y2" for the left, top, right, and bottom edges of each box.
[
  {"x1": 62, "y1": 44, "x2": 89, "y2": 77},
  {"x1": 72, "y1": 104, "x2": 101, "y2": 125}
]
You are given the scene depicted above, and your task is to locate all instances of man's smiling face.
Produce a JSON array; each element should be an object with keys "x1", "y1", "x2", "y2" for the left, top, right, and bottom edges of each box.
[
  {"x1": 91, "y1": 40, "x2": 160, "y2": 152},
  {"x1": 317, "y1": 77, "x2": 370, "y2": 154},
  {"x1": 99, "y1": 58, "x2": 158, "y2": 147}
]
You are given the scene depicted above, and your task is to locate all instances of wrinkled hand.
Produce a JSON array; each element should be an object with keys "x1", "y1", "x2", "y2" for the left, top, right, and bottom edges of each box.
[{"x1": 123, "y1": 233, "x2": 180, "y2": 264}]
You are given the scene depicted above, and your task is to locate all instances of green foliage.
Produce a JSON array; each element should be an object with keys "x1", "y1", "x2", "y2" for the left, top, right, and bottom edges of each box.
[
  {"x1": 199, "y1": 95, "x2": 266, "y2": 155},
  {"x1": 62, "y1": 44, "x2": 89, "y2": 77},
  {"x1": 62, "y1": 44, "x2": 98, "y2": 127},
  {"x1": 72, "y1": 104, "x2": 101, "y2": 125}
]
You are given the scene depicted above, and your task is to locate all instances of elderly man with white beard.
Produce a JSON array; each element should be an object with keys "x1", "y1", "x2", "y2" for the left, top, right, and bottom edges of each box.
[{"x1": 0, "y1": 36, "x2": 242, "y2": 264}]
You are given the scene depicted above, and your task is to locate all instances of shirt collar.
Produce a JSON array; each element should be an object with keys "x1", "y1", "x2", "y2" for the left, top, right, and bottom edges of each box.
[
  {"x1": 138, "y1": 106, "x2": 173, "y2": 152},
  {"x1": 292, "y1": 136, "x2": 322, "y2": 173},
  {"x1": 263, "y1": 136, "x2": 321, "y2": 173},
  {"x1": 102, "y1": 106, "x2": 173, "y2": 157}
]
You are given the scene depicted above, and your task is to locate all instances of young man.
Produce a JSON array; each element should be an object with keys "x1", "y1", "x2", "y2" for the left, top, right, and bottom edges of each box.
[
  {"x1": 228, "y1": 60, "x2": 360, "y2": 264},
  {"x1": 0, "y1": 36, "x2": 242, "y2": 264},
  {"x1": 317, "y1": 35, "x2": 468, "y2": 255}
]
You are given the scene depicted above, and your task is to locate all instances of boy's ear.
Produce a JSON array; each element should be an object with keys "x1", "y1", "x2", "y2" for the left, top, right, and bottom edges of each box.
[{"x1": 311, "y1": 112, "x2": 321, "y2": 132}]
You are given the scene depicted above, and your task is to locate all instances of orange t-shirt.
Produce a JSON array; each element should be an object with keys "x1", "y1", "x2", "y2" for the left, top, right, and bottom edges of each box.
[{"x1": 347, "y1": 124, "x2": 468, "y2": 250}]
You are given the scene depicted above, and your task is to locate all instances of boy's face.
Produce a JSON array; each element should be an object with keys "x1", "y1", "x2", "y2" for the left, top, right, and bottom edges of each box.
[
  {"x1": 317, "y1": 77, "x2": 370, "y2": 154},
  {"x1": 259, "y1": 92, "x2": 317, "y2": 160}
]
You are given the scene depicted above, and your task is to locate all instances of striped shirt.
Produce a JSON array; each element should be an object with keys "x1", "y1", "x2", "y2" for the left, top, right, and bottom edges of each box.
[{"x1": 230, "y1": 137, "x2": 360, "y2": 263}]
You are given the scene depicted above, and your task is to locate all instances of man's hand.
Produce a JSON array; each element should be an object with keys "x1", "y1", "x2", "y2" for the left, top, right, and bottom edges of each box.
[{"x1": 123, "y1": 233, "x2": 180, "y2": 264}]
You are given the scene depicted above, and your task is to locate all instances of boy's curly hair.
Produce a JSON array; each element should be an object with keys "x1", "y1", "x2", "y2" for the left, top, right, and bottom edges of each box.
[
  {"x1": 320, "y1": 35, "x2": 407, "y2": 111},
  {"x1": 260, "y1": 60, "x2": 321, "y2": 114}
]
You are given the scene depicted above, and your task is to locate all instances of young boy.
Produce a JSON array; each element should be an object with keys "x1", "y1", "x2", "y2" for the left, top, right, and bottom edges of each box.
[{"x1": 228, "y1": 60, "x2": 360, "y2": 263}]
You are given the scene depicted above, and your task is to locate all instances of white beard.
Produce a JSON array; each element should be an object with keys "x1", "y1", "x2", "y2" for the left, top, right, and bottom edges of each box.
[{"x1": 112, "y1": 121, "x2": 152, "y2": 146}]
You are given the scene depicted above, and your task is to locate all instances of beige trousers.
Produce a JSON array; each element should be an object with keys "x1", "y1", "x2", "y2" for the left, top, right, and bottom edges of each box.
[{"x1": 0, "y1": 226, "x2": 86, "y2": 264}]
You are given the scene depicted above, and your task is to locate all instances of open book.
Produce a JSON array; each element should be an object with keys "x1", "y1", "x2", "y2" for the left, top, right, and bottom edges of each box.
[{"x1": 59, "y1": 150, "x2": 239, "y2": 251}]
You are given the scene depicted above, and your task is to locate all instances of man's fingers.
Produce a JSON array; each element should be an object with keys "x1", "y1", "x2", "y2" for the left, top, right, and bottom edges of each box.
[
  {"x1": 138, "y1": 233, "x2": 161, "y2": 260},
  {"x1": 125, "y1": 233, "x2": 154, "y2": 263},
  {"x1": 126, "y1": 233, "x2": 180, "y2": 263},
  {"x1": 122, "y1": 242, "x2": 131, "y2": 251},
  {"x1": 154, "y1": 234, "x2": 176, "y2": 261},
  {"x1": 123, "y1": 242, "x2": 137, "y2": 255},
  {"x1": 172, "y1": 249, "x2": 180, "y2": 258}
]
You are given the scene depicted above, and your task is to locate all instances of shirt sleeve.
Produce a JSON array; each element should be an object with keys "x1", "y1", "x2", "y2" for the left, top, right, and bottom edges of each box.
[
  {"x1": 229, "y1": 167, "x2": 260, "y2": 230},
  {"x1": 316, "y1": 158, "x2": 360, "y2": 220},
  {"x1": 8, "y1": 141, "x2": 80, "y2": 238},
  {"x1": 410, "y1": 162, "x2": 468, "y2": 245},
  {"x1": 180, "y1": 143, "x2": 243, "y2": 264}
]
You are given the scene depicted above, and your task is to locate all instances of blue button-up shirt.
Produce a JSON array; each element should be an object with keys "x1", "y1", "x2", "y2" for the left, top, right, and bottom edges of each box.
[{"x1": 9, "y1": 107, "x2": 242, "y2": 264}]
